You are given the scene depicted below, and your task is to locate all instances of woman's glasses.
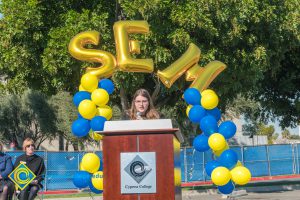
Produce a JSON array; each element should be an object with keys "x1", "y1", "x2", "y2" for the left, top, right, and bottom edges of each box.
[
  {"x1": 26, "y1": 144, "x2": 35, "y2": 148},
  {"x1": 135, "y1": 100, "x2": 149, "y2": 104}
]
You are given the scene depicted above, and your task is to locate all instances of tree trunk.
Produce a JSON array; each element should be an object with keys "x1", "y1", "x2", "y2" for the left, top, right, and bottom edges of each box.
[
  {"x1": 59, "y1": 134, "x2": 64, "y2": 151},
  {"x1": 151, "y1": 75, "x2": 161, "y2": 104},
  {"x1": 120, "y1": 86, "x2": 129, "y2": 118},
  {"x1": 72, "y1": 141, "x2": 79, "y2": 151},
  {"x1": 65, "y1": 140, "x2": 69, "y2": 151}
]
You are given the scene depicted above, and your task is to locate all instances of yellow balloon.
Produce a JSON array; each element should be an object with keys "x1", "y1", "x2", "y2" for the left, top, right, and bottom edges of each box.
[
  {"x1": 231, "y1": 166, "x2": 251, "y2": 185},
  {"x1": 213, "y1": 143, "x2": 229, "y2": 157},
  {"x1": 211, "y1": 167, "x2": 231, "y2": 186},
  {"x1": 79, "y1": 162, "x2": 85, "y2": 171},
  {"x1": 208, "y1": 133, "x2": 226, "y2": 151},
  {"x1": 92, "y1": 171, "x2": 103, "y2": 190},
  {"x1": 97, "y1": 105, "x2": 113, "y2": 120},
  {"x1": 174, "y1": 168, "x2": 181, "y2": 186},
  {"x1": 79, "y1": 84, "x2": 86, "y2": 91},
  {"x1": 113, "y1": 20, "x2": 153, "y2": 73},
  {"x1": 81, "y1": 153, "x2": 100, "y2": 174},
  {"x1": 201, "y1": 89, "x2": 215, "y2": 96},
  {"x1": 186, "y1": 105, "x2": 193, "y2": 117},
  {"x1": 91, "y1": 89, "x2": 109, "y2": 106},
  {"x1": 89, "y1": 131, "x2": 103, "y2": 141},
  {"x1": 81, "y1": 73, "x2": 98, "y2": 93},
  {"x1": 78, "y1": 100, "x2": 97, "y2": 120},
  {"x1": 201, "y1": 90, "x2": 219, "y2": 109},
  {"x1": 68, "y1": 31, "x2": 116, "y2": 78},
  {"x1": 235, "y1": 161, "x2": 243, "y2": 167}
]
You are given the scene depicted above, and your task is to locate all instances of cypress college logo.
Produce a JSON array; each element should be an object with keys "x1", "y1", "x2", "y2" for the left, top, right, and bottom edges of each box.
[
  {"x1": 9, "y1": 163, "x2": 36, "y2": 190},
  {"x1": 124, "y1": 155, "x2": 152, "y2": 183}
]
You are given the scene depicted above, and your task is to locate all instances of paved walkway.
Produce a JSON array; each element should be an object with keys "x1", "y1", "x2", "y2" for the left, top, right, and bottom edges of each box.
[{"x1": 52, "y1": 189, "x2": 300, "y2": 200}]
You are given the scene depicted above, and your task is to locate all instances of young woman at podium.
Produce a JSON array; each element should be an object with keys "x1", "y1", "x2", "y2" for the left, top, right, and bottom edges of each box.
[{"x1": 126, "y1": 89, "x2": 160, "y2": 120}]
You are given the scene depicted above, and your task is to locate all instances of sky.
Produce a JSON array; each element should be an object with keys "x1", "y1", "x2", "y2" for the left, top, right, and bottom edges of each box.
[{"x1": 272, "y1": 120, "x2": 299, "y2": 136}]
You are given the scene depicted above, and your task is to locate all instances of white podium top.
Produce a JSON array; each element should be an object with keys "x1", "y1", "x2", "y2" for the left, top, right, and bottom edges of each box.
[{"x1": 103, "y1": 119, "x2": 173, "y2": 131}]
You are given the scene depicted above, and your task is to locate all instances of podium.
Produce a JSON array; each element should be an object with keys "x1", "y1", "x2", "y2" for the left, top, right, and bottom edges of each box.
[{"x1": 100, "y1": 119, "x2": 183, "y2": 200}]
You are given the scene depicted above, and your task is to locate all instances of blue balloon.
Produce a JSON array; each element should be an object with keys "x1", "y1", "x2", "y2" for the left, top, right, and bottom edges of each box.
[
  {"x1": 71, "y1": 118, "x2": 90, "y2": 137},
  {"x1": 218, "y1": 181, "x2": 235, "y2": 194},
  {"x1": 89, "y1": 181, "x2": 103, "y2": 194},
  {"x1": 90, "y1": 116, "x2": 106, "y2": 131},
  {"x1": 218, "y1": 149, "x2": 238, "y2": 169},
  {"x1": 193, "y1": 134, "x2": 210, "y2": 152},
  {"x1": 73, "y1": 91, "x2": 91, "y2": 107},
  {"x1": 206, "y1": 108, "x2": 221, "y2": 121},
  {"x1": 200, "y1": 116, "x2": 218, "y2": 136},
  {"x1": 188, "y1": 105, "x2": 206, "y2": 123},
  {"x1": 99, "y1": 159, "x2": 103, "y2": 171},
  {"x1": 183, "y1": 88, "x2": 201, "y2": 105},
  {"x1": 78, "y1": 113, "x2": 83, "y2": 118},
  {"x1": 205, "y1": 160, "x2": 221, "y2": 177},
  {"x1": 73, "y1": 171, "x2": 91, "y2": 188},
  {"x1": 99, "y1": 79, "x2": 114, "y2": 94},
  {"x1": 219, "y1": 121, "x2": 237, "y2": 139}
]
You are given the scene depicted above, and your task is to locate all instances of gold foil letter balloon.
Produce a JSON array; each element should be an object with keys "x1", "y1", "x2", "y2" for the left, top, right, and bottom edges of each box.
[
  {"x1": 157, "y1": 42, "x2": 226, "y2": 91},
  {"x1": 189, "y1": 61, "x2": 226, "y2": 92},
  {"x1": 68, "y1": 31, "x2": 117, "y2": 78},
  {"x1": 157, "y1": 43, "x2": 201, "y2": 88},
  {"x1": 113, "y1": 20, "x2": 154, "y2": 73}
]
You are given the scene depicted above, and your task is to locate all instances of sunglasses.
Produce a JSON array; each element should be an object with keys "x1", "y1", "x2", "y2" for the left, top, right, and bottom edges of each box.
[{"x1": 26, "y1": 144, "x2": 35, "y2": 148}]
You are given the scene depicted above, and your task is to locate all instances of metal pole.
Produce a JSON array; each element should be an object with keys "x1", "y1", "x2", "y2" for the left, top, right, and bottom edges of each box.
[
  {"x1": 203, "y1": 151, "x2": 205, "y2": 182},
  {"x1": 266, "y1": 145, "x2": 271, "y2": 176},
  {"x1": 296, "y1": 144, "x2": 300, "y2": 174},
  {"x1": 292, "y1": 143, "x2": 296, "y2": 174},
  {"x1": 184, "y1": 147, "x2": 188, "y2": 183},
  {"x1": 241, "y1": 145, "x2": 244, "y2": 164},
  {"x1": 44, "y1": 150, "x2": 48, "y2": 191}
]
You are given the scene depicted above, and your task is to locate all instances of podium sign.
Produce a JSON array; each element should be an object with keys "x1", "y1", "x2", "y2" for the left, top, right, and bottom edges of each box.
[{"x1": 121, "y1": 152, "x2": 156, "y2": 194}]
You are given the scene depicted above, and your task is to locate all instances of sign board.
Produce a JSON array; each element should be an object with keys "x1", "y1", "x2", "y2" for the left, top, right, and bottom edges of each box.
[
  {"x1": 121, "y1": 152, "x2": 156, "y2": 194},
  {"x1": 9, "y1": 163, "x2": 36, "y2": 190}
]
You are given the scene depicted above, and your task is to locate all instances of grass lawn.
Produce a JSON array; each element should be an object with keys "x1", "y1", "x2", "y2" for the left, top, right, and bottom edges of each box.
[{"x1": 41, "y1": 192, "x2": 102, "y2": 199}]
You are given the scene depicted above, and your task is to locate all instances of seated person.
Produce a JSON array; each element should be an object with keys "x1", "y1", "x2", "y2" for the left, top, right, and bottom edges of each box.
[
  {"x1": 0, "y1": 142, "x2": 14, "y2": 200},
  {"x1": 14, "y1": 138, "x2": 45, "y2": 200}
]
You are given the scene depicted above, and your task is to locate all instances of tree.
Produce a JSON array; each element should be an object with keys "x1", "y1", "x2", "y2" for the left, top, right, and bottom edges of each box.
[
  {"x1": 48, "y1": 91, "x2": 81, "y2": 151},
  {"x1": 281, "y1": 129, "x2": 291, "y2": 139},
  {"x1": 243, "y1": 122, "x2": 276, "y2": 144},
  {"x1": 0, "y1": 90, "x2": 57, "y2": 149},
  {"x1": 257, "y1": 123, "x2": 276, "y2": 144},
  {"x1": 0, "y1": 0, "x2": 299, "y2": 139}
]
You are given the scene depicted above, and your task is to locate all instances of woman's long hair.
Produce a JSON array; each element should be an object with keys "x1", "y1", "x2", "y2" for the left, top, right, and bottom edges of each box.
[{"x1": 128, "y1": 89, "x2": 160, "y2": 120}]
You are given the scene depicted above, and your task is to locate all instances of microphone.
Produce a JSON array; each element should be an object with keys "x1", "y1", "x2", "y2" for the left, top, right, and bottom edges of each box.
[{"x1": 136, "y1": 112, "x2": 143, "y2": 120}]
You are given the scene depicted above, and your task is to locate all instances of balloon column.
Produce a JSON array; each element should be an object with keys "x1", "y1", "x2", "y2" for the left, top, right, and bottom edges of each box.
[
  {"x1": 185, "y1": 88, "x2": 251, "y2": 195},
  {"x1": 73, "y1": 153, "x2": 104, "y2": 194},
  {"x1": 71, "y1": 73, "x2": 115, "y2": 193},
  {"x1": 72, "y1": 74, "x2": 114, "y2": 138}
]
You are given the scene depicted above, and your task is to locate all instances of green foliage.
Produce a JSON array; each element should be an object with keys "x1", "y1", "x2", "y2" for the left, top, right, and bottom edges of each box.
[
  {"x1": 0, "y1": 90, "x2": 57, "y2": 149},
  {"x1": 0, "y1": 0, "x2": 298, "y2": 143},
  {"x1": 48, "y1": 91, "x2": 80, "y2": 147}
]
